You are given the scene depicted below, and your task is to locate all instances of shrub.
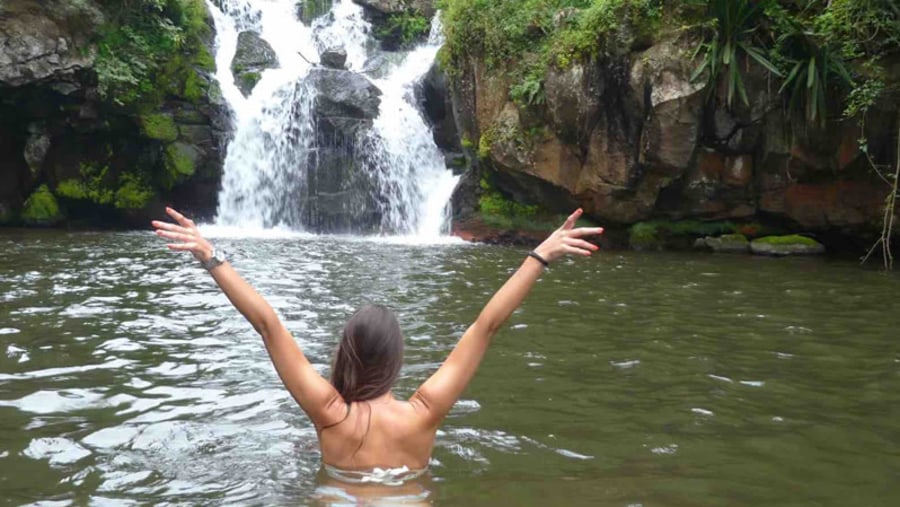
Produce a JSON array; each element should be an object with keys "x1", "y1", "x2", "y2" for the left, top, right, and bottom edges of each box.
[{"x1": 22, "y1": 185, "x2": 62, "y2": 225}]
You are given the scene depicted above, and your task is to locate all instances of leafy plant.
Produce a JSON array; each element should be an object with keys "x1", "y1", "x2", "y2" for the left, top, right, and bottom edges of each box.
[
  {"x1": 376, "y1": 11, "x2": 430, "y2": 47},
  {"x1": 691, "y1": 0, "x2": 781, "y2": 108},
  {"x1": 775, "y1": 19, "x2": 853, "y2": 126}
]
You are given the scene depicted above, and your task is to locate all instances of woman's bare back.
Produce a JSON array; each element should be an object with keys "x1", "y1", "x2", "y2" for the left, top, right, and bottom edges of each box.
[{"x1": 318, "y1": 393, "x2": 436, "y2": 471}]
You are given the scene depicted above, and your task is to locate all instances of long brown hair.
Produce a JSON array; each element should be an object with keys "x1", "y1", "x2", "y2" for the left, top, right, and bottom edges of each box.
[{"x1": 331, "y1": 305, "x2": 404, "y2": 402}]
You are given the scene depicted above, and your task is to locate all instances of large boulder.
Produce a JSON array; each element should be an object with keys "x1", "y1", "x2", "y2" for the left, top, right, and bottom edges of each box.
[
  {"x1": 231, "y1": 31, "x2": 278, "y2": 97},
  {"x1": 308, "y1": 68, "x2": 382, "y2": 125},
  {"x1": 304, "y1": 69, "x2": 384, "y2": 232}
]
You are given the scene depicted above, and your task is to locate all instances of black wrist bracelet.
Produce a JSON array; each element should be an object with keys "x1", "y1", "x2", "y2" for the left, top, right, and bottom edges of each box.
[{"x1": 527, "y1": 250, "x2": 550, "y2": 268}]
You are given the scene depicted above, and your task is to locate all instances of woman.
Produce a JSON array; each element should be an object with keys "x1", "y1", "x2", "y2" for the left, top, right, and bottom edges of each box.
[{"x1": 151, "y1": 207, "x2": 602, "y2": 487}]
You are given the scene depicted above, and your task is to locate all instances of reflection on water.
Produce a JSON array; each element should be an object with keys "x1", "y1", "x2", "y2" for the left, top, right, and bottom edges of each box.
[{"x1": 0, "y1": 229, "x2": 899, "y2": 506}]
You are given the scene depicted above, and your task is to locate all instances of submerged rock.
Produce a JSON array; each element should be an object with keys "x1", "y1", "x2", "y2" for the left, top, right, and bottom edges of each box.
[
  {"x1": 750, "y1": 235, "x2": 826, "y2": 256},
  {"x1": 700, "y1": 234, "x2": 750, "y2": 254},
  {"x1": 231, "y1": 31, "x2": 278, "y2": 97}
]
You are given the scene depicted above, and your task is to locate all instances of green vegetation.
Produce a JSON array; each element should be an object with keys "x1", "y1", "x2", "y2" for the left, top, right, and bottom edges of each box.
[
  {"x1": 441, "y1": 0, "x2": 661, "y2": 106},
  {"x1": 754, "y1": 234, "x2": 821, "y2": 246},
  {"x1": 629, "y1": 219, "x2": 739, "y2": 249},
  {"x1": 691, "y1": 0, "x2": 781, "y2": 108},
  {"x1": 443, "y1": 1, "x2": 898, "y2": 124},
  {"x1": 238, "y1": 71, "x2": 262, "y2": 92},
  {"x1": 22, "y1": 185, "x2": 62, "y2": 225},
  {"x1": 114, "y1": 174, "x2": 155, "y2": 209},
  {"x1": 165, "y1": 143, "x2": 197, "y2": 184},
  {"x1": 376, "y1": 11, "x2": 431, "y2": 47},
  {"x1": 56, "y1": 164, "x2": 115, "y2": 205},
  {"x1": 296, "y1": 0, "x2": 334, "y2": 25},
  {"x1": 56, "y1": 164, "x2": 154, "y2": 210},
  {"x1": 94, "y1": 0, "x2": 212, "y2": 108},
  {"x1": 140, "y1": 113, "x2": 178, "y2": 142},
  {"x1": 477, "y1": 176, "x2": 592, "y2": 231}
]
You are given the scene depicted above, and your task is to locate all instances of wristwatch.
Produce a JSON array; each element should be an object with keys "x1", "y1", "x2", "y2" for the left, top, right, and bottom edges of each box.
[{"x1": 200, "y1": 248, "x2": 226, "y2": 271}]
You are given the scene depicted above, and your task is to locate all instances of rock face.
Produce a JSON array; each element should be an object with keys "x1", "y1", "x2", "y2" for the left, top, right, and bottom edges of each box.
[
  {"x1": 305, "y1": 69, "x2": 383, "y2": 232},
  {"x1": 352, "y1": 0, "x2": 436, "y2": 16},
  {"x1": 231, "y1": 31, "x2": 278, "y2": 97},
  {"x1": 0, "y1": 0, "x2": 228, "y2": 228},
  {"x1": 448, "y1": 34, "x2": 898, "y2": 248}
]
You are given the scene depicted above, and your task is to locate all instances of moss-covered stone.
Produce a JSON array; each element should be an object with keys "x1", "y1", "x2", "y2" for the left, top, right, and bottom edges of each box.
[
  {"x1": 751, "y1": 235, "x2": 826, "y2": 256},
  {"x1": 114, "y1": 176, "x2": 155, "y2": 210},
  {"x1": 22, "y1": 184, "x2": 62, "y2": 226},
  {"x1": 141, "y1": 114, "x2": 178, "y2": 142},
  {"x1": 165, "y1": 143, "x2": 200, "y2": 185},
  {"x1": 237, "y1": 71, "x2": 262, "y2": 95}
]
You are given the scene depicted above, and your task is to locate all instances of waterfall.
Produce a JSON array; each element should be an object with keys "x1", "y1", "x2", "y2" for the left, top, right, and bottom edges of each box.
[{"x1": 206, "y1": 0, "x2": 459, "y2": 237}]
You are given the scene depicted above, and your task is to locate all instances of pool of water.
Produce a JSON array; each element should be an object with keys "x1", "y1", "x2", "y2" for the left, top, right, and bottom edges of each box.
[{"x1": 0, "y1": 229, "x2": 898, "y2": 506}]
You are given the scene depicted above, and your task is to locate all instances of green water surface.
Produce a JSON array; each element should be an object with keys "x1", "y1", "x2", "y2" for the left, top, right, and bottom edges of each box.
[{"x1": 0, "y1": 229, "x2": 897, "y2": 506}]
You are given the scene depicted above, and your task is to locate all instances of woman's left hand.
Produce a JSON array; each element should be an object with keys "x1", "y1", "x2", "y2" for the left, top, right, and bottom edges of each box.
[{"x1": 151, "y1": 207, "x2": 214, "y2": 262}]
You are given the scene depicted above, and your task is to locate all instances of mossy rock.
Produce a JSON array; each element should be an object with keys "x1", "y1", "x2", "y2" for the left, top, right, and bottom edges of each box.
[
  {"x1": 296, "y1": 0, "x2": 333, "y2": 25},
  {"x1": 629, "y1": 222, "x2": 664, "y2": 251},
  {"x1": 701, "y1": 233, "x2": 750, "y2": 254},
  {"x1": 141, "y1": 114, "x2": 179, "y2": 142},
  {"x1": 236, "y1": 71, "x2": 262, "y2": 96},
  {"x1": 750, "y1": 235, "x2": 825, "y2": 256},
  {"x1": 165, "y1": 143, "x2": 201, "y2": 186},
  {"x1": 22, "y1": 185, "x2": 63, "y2": 226}
]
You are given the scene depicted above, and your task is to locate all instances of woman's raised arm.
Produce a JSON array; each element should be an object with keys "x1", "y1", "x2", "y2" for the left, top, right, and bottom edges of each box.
[
  {"x1": 152, "y1": 207, "x2": 347, "y2": 428},
  {"x1": 410, "y1": 209, "x2": 603, "y2": 426}
]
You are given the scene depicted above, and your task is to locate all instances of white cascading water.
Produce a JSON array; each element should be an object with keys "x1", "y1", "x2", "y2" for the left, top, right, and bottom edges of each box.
[{"x1": 206, "y1": 0, "x2": 459, "y2": 237}]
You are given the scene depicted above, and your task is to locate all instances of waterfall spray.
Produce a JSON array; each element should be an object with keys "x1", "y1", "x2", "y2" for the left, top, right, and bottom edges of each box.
[{"x1": 206, "y1": 0, "x2": 458, "y2": 237}]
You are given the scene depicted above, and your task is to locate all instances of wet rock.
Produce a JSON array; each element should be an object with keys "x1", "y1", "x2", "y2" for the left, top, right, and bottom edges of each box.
[
  {"x1": 309, "y1": 68, "x2": 382, "y2": 122},
  {"x1": 320, "y1": 46, "x2": 347, "y2": 70},
  {"x1": 231, "y1": 31, "x2": 279, "y2": 97},
  {"x1": 544, "y1": 62, "x2": 602, "y2": 145},
  {"x1": 352, "y1": 0, "x2": 436, "y2": 16},
  {"x1": 296, "y1": 0, "x2": 334, "y2": 25},
  {"x1": 24, "y1": 125, "x2": 51, "y2": 175},
  {"x1": 631, "y1": 40, "x2": 705, "y2": 173},
  {"x1": 0, "y1": 1, "x2": 99, "y2": 86},
  {"x1": 750, "y1": 235, "x2": 826, "y2": 256},
  {"x1": 305, "y1": 70, "x2": 384, "y2": 233},
  {"x1": 701, "y1": 234, "x2": 750, "y2": 253},
  {"x1": 416, "y1": 61, "x2": 461, "y2": 152}
]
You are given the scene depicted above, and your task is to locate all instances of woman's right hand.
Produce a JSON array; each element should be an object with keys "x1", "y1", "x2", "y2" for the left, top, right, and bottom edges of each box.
[{"x1": 532, "y1": 208, "x2": 604, "y2": 263}]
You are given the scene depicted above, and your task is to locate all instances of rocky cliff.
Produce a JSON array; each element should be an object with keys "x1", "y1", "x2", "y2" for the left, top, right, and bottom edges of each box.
[
  {"x1": 0, "y1": 0, "x2": 228, "y2": 227},
  {"x1": 440, "y1": 1, "x2": 900, "y2": 252}
]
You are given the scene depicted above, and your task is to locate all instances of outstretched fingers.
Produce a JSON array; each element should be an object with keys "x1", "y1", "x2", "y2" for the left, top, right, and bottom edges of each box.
[
  {"x1": 564, "y1": 237, "x2": 600, "y2": 253},
  {"x1": 569, "y1": 226, "x2": 604, "y2": 238},
  {"x1": 561, "y1": 208, "x2": 583, "y2": 230},
  {"x1": 152, "y1": 220, "x2": 192, "y2": 235},
  {"x1": 155, "y1": 229, "x2": 195, "y2": 243},
  {"x1": 166, "y1": 207, "x2": 195, "y2": 229}
]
